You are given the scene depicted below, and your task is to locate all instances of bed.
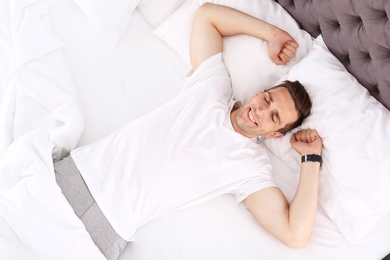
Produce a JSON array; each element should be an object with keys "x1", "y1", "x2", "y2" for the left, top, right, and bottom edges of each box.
[{"x1": 0, "y1": 0, "x2": 389, "y2": 259}]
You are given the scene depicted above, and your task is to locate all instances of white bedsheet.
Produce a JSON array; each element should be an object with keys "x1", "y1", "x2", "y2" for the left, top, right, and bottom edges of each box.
[
  {"x1": 121, "y1": 148, "x2": 390, "y2": 260},
  {"x1": 1, "y1": 0, "x2": 389, "y2": 259}
]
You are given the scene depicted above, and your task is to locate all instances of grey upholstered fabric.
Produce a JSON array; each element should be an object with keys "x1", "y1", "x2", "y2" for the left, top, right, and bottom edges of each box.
[{"x1": 275, "y1": 0, "x2": 390, "y2": 110}]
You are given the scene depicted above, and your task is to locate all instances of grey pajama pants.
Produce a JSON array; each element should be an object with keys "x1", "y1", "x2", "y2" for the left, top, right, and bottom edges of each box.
[{"x1": 54, "y1": 156, "x2": 127, "y2": 260}]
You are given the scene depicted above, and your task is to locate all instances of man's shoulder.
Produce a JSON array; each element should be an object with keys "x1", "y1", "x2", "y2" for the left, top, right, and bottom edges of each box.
[{"x1": 185, "y1": 53, "x2": 229, "y2": 84}]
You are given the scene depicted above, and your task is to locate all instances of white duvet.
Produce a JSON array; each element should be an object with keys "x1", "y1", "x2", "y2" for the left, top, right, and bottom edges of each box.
[{"x1": 0, "y1": 0, "x2": 104, "y2": 258}]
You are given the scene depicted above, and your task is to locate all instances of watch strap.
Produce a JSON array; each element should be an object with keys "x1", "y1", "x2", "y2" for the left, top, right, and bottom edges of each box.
[{"x1": 301, "y1": 154, "x2": 322, "y2": 165}]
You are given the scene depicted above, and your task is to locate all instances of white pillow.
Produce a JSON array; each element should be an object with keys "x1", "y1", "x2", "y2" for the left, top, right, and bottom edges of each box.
[
  {"x1": 73, "y1": 0, "x2": 141, "y2": 47},
  {"x1": 138, "y1": 0, "x2": 185, "y2": 28},
  {"x1": 153, "y1": 0, "x2": 313, "y2": 104},
  {"x1": 263, "y1": 36, "x2": 390, "y2": 245}
]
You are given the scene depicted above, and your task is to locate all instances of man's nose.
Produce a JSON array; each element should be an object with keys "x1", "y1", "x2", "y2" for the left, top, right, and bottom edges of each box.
[
  {"x1": 259, "y1": 107, "x2": 273, "y2": 119},
  {"x1": 259, "y1": 101, "x2": 270, "y2": 111}
]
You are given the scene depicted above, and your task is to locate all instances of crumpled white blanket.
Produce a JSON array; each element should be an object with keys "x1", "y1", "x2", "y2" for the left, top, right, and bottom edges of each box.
[
  {"x1": 0, "y1": 0, "x2": 105, "y2": 258},
  {"x1": 0, "y1": 0, "x2": 83, "y2": 161},
  {"x1": 0, "y1": 130, "x2": 105, "y2": 260}
]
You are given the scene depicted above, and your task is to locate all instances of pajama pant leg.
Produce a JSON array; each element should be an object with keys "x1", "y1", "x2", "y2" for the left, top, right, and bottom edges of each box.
[{"x1": 54, "y1": 156, "x2": 127, "y2": 260}]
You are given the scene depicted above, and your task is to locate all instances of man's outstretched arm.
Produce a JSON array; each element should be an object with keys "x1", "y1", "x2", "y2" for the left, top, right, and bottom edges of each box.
[
  {"x1": 245, "y1": 129, "x2": 323, "y2": 248},
  {"x1": 189, "y1": 3, "x2": 299, "y2": 71}
]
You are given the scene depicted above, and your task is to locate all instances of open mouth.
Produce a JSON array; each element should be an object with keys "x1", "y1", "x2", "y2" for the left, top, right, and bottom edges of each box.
[{"x1": 248, "y1": 108, "x2": 258, "y2": 126}]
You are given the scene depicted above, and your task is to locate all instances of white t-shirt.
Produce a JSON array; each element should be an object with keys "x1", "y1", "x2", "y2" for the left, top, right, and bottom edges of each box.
[{"x1": 71, "y1": 53, "x2": 276, "y2": 240}]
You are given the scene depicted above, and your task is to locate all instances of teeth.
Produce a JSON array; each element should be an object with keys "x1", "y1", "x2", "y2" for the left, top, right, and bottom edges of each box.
[{"x1": 249, "y1": 111, "x2": 255, "y2": 123}]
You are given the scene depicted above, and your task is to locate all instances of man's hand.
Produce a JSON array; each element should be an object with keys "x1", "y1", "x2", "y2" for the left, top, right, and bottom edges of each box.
[
  {"x1": 268, "y1": 28, "x2": 299, "y2": 65},
  {"x1": 290, "y1": 129, "x2": 323, "y2": 156}
]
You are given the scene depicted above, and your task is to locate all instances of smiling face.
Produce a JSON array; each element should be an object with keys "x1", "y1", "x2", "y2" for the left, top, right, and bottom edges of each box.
[{"x1": 230, "y1": 87, "x2": 299, "y2": 139}]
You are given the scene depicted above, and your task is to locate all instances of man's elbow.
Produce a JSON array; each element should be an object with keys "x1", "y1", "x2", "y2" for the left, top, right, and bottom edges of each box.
[
  {"x1": 283, "y1": 234, "x2": 311, "y2": 248},
  {"x1": 194, "y1": 2, "x2": 213, "y2": 20},
  {"x1": 197, "y1": 2, "x2": 214, "y2": 12}
]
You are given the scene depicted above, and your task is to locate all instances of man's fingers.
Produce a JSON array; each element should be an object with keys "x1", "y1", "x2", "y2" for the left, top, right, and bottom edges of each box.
[
  {"x1": 304, "y1": 129, "x2": 310, "y2": 141},
  {"x1": 281, "y1": 47, "x2": 295, "y2": 59},
  {"x1": 278, "y1": 53, "x2": 289, "y2": 63},
  {"x1": 293, "y1": 129, "x2": 318, "y2": 143},
  {"x1": 278, "y1": 50, "x2": 294, "y2": 63},
  {"x1": 272, "y1": 54, "x2": 287, "y2": 65},
  {"x1": 287, "y1": 40, "x2": 299, "y2": 49},
  {"x1": 275, "y1": 41, "x2": 298, "y2": 64},
  {"x1": 290, "y1": 133, "x2": 297, "y2": 144},
  {"x1": 300, "y1": 129, "x2": 308, "y2": 142}
]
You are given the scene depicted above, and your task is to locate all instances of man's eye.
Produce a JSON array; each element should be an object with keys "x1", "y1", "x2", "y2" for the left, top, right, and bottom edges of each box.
[
  {"x1": 272, "y1": 113, "x2": 278, "y2": 124},
  {"x1": 264, "y1": 97, "x2": 269, "y2": 104}
]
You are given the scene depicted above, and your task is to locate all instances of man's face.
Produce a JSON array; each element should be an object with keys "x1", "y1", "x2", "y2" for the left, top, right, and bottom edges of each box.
[{"x1": 231, "y1": 87, "x2": 299, "y2": 138}]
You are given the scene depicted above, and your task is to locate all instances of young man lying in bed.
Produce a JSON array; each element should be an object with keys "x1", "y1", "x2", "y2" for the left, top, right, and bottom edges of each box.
[{"x1": 54, "y1": 3, "x2": 323, "y2": 259}]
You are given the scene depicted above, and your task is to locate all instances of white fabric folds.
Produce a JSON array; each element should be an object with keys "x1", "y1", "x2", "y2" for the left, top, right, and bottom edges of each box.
[{"x1": 0, "y1": 0, "x2": 102, "y2": 258}]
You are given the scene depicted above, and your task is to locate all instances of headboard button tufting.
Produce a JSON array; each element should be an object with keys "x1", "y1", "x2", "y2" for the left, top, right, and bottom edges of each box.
[{"x1": 274, "y1": 0, "x2": 390, "y2": 110}]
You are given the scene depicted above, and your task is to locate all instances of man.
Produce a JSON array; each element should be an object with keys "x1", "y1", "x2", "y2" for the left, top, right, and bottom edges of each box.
[
  {"x1": 55, "y1": 3, "x2": 323, "y2": 259},
  {"x1": 190, "y1": 3, "x2": 322, "y2": 248}
]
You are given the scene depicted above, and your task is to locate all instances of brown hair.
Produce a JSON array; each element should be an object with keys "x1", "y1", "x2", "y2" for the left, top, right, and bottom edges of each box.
[{"x1": 268, "y1": 80, "x2": 312, "y2": 135}]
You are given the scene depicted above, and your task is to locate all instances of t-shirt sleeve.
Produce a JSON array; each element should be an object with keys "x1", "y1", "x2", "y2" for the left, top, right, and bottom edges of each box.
[
  {"x1": 183, "y1": 52, "x2": 230, "y2": 90},
  {"x1": 230, "y1": 162, "x2": 278, "y2": 204},
  {"x1": 231, "y1": 178, "x2": 278, "y2": 204}
]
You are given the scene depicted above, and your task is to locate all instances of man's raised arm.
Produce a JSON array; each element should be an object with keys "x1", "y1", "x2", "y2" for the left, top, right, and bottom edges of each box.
[
  {"x1": 189, "y1": 3, "x2": 299, "y2": 71},
  {"x1": 245, "y1": 129, "x2": 323, "y2": 248}
]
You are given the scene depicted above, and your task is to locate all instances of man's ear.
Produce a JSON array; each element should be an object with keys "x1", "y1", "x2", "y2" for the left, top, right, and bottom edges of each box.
[{"x1": 264, "y1": 132, "x2": 283, "y2": 139}]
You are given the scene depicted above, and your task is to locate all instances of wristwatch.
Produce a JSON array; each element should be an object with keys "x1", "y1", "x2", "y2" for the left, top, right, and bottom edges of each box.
[{"x1": 301, "y1": 154, "x2": 322, "y2": 166}]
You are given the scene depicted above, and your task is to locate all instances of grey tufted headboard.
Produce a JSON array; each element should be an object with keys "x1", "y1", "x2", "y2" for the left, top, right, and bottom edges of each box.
[{"x1": 274, "y1": 0, "x2": 390, "y2": 110}]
